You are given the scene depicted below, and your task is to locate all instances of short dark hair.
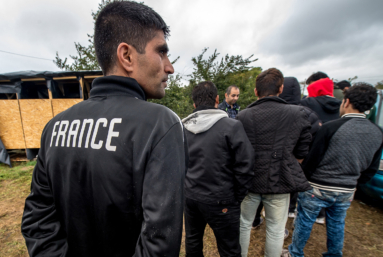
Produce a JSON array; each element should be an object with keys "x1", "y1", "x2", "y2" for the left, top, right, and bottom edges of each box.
[
  {"x1": 306, "y1": 72, "x2": 329, "y2": 85},
  {"x1": 343, "y1": 83, "x2": 377, "y2": 112},
  {"x1": 192, "y1": 81, "x2": 218, "y2": 107},
  {"x1": 94, "y1": 1, "x2": 170, "y2": 74},
  {"x1": 336, "y1": 80, "x2": 351, "y2": 90},
  {"x1": 256, "y1": 68, "x2": 284, "y2": 97},
  {"x1": 226, "y1": 85, "x2": 239, "y2": 95}
]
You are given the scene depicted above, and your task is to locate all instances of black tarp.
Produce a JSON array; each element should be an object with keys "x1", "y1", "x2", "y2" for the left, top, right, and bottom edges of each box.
[
  {"x1": 0, "y1": 70, "x2": 103, "y2": 81},
  {"x1": 0, "y1": 137, "x2": 11, "y2": 167},
  {"x1": 0, "y1": 81, "x2": 21, "y2": 94}
]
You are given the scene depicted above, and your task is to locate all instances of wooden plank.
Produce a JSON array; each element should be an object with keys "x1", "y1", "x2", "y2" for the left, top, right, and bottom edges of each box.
[
  {"x1": 21, "y1": 78, "x2": 45, "y2": 82},
  {"x1": 52, "y1": 99, "x2": 82, "y2": 117},
  {"x1": 0, "y1": 100, "x2": 26, "y2": 149},
  {"x1": 53, "y1": 76, "x2": 77, "y2": 80},
  {"x1": 19, "y1": 99, "x2": 53, "y2": 148},
  {"x1": 84, "y1": 75, "x2": 102, "y2": 79},
  {"x1": 0, "y1": 80, "x2": 10, "y2": 83}
]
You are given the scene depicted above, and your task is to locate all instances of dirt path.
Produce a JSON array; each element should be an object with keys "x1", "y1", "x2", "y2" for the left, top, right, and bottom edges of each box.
[{"x1": 1, "y1": 166, "x2": 382, "y2": 256}]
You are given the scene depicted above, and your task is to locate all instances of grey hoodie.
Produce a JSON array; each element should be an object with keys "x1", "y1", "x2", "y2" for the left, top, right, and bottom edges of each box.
[{"x1": 182, "y1": 109, "x2": 228, "y2": 134}]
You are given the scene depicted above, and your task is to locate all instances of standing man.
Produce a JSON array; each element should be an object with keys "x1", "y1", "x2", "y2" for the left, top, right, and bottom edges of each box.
[
  {"x1": 283, "y1": 83, "x2": 383, "y2": 257},
  {"x1": 218, "y1": 85, "x2": 240, "y2": 118},
  {"x1": 21, "y1": 2, "x2": 187, "y2": 257},
  {"x1": 183, "y1": 81, "x2": 254, "y2": 257},
  {"x1": 237, "y1": 68, "x2": 312, "y2": 257}
]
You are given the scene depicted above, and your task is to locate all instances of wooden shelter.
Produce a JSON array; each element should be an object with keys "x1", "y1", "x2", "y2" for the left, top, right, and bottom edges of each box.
[{"x1": 0, "y1": 70, "x2": 102, "y2": 158}]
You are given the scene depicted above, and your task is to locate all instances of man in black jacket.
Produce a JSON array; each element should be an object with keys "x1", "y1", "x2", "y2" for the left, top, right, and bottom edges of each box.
[
  {"x1": 182, "y1": 81, "x2": 254, "y2": 257},
  {"x1": 283, "y1": 83, "x2": 383, "y2": 257},
  {"x1": 21, "y1": 2, "x2": 187, "y2": 257},
  {"x1": 237, "y1": 68, "x2": 312, "y2": 257},
  {"x1": 279, "y1": 76, "x2": 322, "y2": 218}
]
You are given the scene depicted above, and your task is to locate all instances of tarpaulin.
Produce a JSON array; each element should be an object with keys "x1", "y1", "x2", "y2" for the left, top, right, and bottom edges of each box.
[
  {"x1": 0, "y1": 70, "x2": 103, "y2": 81},
  {"x1": 0, "y1": 81, "x2": 21, "y2": 94},
  {"x1": 0, "y1": 137, "x2": 11, "y2": 167}
]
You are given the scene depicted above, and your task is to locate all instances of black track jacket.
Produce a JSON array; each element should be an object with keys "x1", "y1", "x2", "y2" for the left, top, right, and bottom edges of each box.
[{"x1": 21, "y1": 76, "x2": 187, "y2": 257}]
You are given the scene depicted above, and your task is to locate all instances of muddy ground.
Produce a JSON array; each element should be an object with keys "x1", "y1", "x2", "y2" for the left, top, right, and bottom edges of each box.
[{"x1": 1, "y1": 162, "x2": 382, "y2": 256}]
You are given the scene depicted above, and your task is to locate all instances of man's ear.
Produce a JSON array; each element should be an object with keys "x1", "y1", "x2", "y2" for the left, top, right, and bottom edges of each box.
[
  {"x1": 116, "y1": 42, "x2": 135, "y2": 75},
  {"x1": 254, "y1": 88, "x2": 259, "y2": 97},
  {"x1": 215, "y1": 95, "x2": 219, "y2": 108},
  {"x1": 344, "y1": 98, "x2": 350, "y2": 109},
  {"x1": 278, "y1": 84, "x2": 284, "y2": 95},
  {"x1": 193, "y1": 103, "x2": 196, "y2": 109},
  {"x1": 225, "y1": 93, "x2": 228, "y2": 99}
]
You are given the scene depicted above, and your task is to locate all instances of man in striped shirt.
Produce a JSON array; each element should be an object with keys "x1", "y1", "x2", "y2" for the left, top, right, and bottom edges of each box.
[{"x1": 282, "y1": 83, "x2": 383, "y2": 257}]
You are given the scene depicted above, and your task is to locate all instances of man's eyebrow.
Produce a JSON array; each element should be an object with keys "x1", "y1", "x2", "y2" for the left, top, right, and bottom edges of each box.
[{"x1": 156, "y1": 43, "x2": 169, "y2": 53}]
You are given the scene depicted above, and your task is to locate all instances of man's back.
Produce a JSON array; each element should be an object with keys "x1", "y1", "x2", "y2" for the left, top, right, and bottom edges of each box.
[
  {"x1": 301, "y1": 96, "x2": 341, "y2": 123},
  {"x1": 183, "y1": 108, "x2": 254, "y2": 204},
  {"x1": 237, "y1": 96, "x2": 312, "y2": 194},
  {"x1": 22, "y1": 76, "x2": 186, "y2": 256}
]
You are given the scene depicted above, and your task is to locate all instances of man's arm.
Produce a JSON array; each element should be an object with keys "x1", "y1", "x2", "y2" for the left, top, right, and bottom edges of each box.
[
  {"x1": 21, "y1": 148, "x2": 67, "y2": 257},
  {"x1": 293, "y1": 112, "x2": 312, "y2": 160},
  {"x1": 228, "y1": 121, "x2": 255, "y2": 203},
  {"x1": 134, "y1": 122, "x2": 186, "y2": 257},
  {"x1": 358, "y1": 141, "x2": 383, "y2": 185}
]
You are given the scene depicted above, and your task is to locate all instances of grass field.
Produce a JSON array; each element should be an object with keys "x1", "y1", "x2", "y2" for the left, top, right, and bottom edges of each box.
[{"x1": 1, "y1": 161, "x2": 383, "y2": 256}]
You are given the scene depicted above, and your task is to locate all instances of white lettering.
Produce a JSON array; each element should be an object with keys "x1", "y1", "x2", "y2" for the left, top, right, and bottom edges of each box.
[
  {"x1": 78, "y1": 119, "x2": 94, "y2": 148},
  {"x1": 50, "y1": 121, "x2": 60, "y2": 147},
  {"x1": 91, "y1": 118, "x2": 108, "y2": 149},
  {"x1": 67, "y1": 120, "x2": 81, "y2": 147},
  {"x1": 106, "y1": 118, "x2": 122, "y2": 151},
  {"x1": 55, "y1": 121, "x2": 69, "y2": 147}
]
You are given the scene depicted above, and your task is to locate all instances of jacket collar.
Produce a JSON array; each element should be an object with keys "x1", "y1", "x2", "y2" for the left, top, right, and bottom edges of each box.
[
  {"x1": 223, "y1": 99, "x2": 239, "y2": 109},
  {"x1": 247, "y1": 96, "x2": 287, "y2": 108},
  {"x1": 90, "y1": 75, "x2": 146, "y2": 100},
  {"x1": 341, "y1": 113, "x2": 366, "y2": 118}
]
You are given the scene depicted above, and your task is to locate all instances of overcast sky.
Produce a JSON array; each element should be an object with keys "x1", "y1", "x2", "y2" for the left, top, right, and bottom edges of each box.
[{"x1": 1, "y1": 0, "x2": 382, "y2": 85}]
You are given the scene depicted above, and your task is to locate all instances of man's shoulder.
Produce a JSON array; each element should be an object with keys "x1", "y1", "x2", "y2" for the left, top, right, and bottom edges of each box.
[{"x1": 218, "y1": 101, "x2": 226, "y2": 110}]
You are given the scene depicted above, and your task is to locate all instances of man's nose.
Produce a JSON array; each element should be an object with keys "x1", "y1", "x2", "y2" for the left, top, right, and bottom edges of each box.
[{"x1": 165, "y1": 60, "x2": 174, "y2": 74}]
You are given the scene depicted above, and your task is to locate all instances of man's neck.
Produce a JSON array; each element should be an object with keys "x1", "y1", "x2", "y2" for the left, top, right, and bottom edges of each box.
[{"x1": 225, "y1": 99, "x2": 234, "y2": 108}]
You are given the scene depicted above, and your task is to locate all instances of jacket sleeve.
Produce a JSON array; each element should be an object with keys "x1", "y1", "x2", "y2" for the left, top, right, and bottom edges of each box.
[
  {"x1": 293, "y1": 110, "x2": 312, "y2": 159},
  {"x1": 21, "y1": 144, "x2": 67, "y2": 256},
  {"x1": 358, "y1": 141, "x2": 383, "y2": 185},
  {"x1": 134, "y1": 122, "x2": 186, "y2": 257},
  {"x1": 228, "y1": 121, "x2": 255, "y2": 203}
]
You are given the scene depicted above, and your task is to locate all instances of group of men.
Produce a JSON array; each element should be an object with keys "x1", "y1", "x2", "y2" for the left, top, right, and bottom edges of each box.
[{"x1": 20, "y1": 1, "x2": 383, "y2": 257}]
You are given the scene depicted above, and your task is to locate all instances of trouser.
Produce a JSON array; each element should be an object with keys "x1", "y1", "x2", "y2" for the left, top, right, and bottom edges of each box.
[
  {"x1": 288, "y1": 188, "x2": 354, "y2": 257},
  {"x1": 290, "y1": 192, "x2": 325, "y2": 218},
  {"x1": 252, "y1": 201, "x2": 264, "y2": 226},
  {"x1": 185, "y1": 197, "x2": 241, "y2": 257},
  {"x1": 240, "y1": 192, "x2": 290, "y2": 257},
  {"x1": 289, "y1": 192, "x2": 298, "y2": 213}
]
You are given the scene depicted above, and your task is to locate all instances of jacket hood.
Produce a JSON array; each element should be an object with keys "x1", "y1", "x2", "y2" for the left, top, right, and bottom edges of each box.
[
  {"x1": 307, "y1": 78, "x2": 334, "y2": 97},
  {"x1": 182, "y1": 109, "x2": 228, "y2": 134},
  {"x1": 279, "y1": 77, "x2": 301, "y2": 105},
  {"x1": 315, "y1": 96, "x2": 341, "y2": 113}
]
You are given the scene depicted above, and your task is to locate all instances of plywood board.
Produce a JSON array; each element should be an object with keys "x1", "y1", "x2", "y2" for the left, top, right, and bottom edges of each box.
[
  {"x1": 19, "y1": 100, "x2": 53, "y2": 149},
  {"x1": 52, "y1": 99, "x2": 82, "y2": 117},
  {"x1": 0, "y1": 100, "x2": 26, "y2": 149}
]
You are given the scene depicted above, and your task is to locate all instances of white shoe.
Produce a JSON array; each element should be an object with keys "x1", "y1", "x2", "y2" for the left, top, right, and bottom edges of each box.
[
  {"x1": 288, "y1": 212, "x2": 295, "y2": 218},
  {"x1": 316, "y1": 217, "x2": 325, "y2": 224}
]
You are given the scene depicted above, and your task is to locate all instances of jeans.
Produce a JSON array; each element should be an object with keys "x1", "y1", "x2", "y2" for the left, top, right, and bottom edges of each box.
[
  {"x1": 185, "y1": 198, "x2": 241, "y2": 257},
  {"x1": 240, "y1": 192, "x2": 290, "y2": 257},
  {"x1": 288, "y1": 188, "x2": 354, "y2": 257}
]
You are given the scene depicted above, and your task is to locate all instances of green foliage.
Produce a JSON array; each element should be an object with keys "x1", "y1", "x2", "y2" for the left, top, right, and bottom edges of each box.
[
  {"x1": 188, "y1": 48, "x2": 260, "y2": 108},
  {"x1": 376, "y1": 81, "x2": 383, "y2": 89},
  {"x1": 149, "y1": 75, "x2": 194, "y2": 119}
]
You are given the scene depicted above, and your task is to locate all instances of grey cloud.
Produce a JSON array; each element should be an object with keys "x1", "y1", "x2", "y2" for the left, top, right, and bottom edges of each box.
[{"x1": 260, "y1": 0, "x2": 383, "y2": 66}]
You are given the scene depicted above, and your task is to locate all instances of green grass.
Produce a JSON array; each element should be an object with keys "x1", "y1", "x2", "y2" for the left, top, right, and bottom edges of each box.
[{"x1": 0, "y1": 161, "x2": 36, "y2": 185}]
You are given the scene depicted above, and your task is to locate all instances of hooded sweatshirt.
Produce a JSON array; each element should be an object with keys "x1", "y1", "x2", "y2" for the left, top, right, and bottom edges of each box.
[
  {"x1": 301, "y1": 78, "x2": 341, "y2": 123},
  {"x1": 182, "y1": 106, "x2": 254, "y2": 204},
  {"x1": 279, "y1": 77, "x2": 322, "y2": 138}
]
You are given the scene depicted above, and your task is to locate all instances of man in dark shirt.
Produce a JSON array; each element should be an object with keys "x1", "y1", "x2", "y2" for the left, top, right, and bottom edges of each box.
[
  {"x1": 21, "y1": 2, "x2": 187, "y2": 256},
  {"x1": 218, "y1": 85, "x2": 240, "y2": 118},
  {"x1": 283, "y1": 83, "x2": 383, "y2": 257},
  {"x1": 182, "y1": 81, "x2": 254, "y2": 257}
]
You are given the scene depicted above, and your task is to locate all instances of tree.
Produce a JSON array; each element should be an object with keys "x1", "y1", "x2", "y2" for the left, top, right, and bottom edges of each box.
[
  {"x1": 188, "y1": 48, "x2": 260, "y2": 108},
  {"x1": 376, "y1": 81, "x2": 383, "y2": 90}
]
